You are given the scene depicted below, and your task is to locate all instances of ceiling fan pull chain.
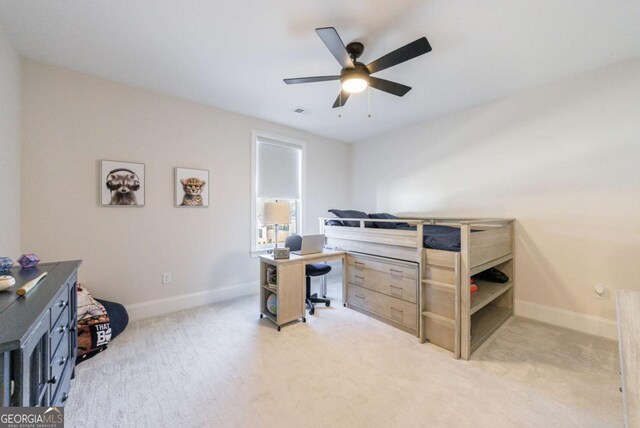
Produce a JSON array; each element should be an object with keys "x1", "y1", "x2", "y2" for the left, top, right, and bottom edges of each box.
[
  {"x1": 338, "y1": 85, "x2": 342, "y2": 117},
  {"x1": 367, "y1": 86, "x2": 372, "y2": 118}
]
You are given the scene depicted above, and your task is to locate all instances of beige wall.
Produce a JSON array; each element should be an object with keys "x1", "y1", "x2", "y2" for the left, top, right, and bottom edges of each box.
[
  {"x1": 352, "y1": 57, "x2": 640, "y2": 323},
  {"x1": 0, "y1": 27, "x2": 21, "y2": 257},
  {"x1": 21, "y1": 60, "x2": 351, "y2": 311}
]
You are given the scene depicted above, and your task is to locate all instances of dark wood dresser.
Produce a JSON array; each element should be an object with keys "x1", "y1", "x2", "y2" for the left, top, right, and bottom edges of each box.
[{"x1": 0, "y1": 260, "x2": 81, "y2": 407}]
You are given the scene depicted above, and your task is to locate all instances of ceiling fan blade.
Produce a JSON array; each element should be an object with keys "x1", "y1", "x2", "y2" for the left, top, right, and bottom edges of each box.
[
  {"x1": 367, "y1": 37, "x2": 432, "y2": 74},
  {"x1": 332, "y1": 90, "x2": 350, "y2": 108},
  {"x1": 369, "y1": 77, "x2": 412, "y2": 97},
  {"x1": 316, "y1": 27, "x2": 354, "y2": 69},
  {"x1": 283, "y1": 76, "x2": 340, "y2": 85}
]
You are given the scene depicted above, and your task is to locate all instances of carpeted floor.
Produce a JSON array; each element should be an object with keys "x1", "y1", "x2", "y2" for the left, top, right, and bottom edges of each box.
[{"x1": 66, "y1": 281, "x2": 622, "y2": 428}]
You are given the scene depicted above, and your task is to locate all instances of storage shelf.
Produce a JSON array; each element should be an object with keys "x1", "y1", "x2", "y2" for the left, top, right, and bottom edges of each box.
[
  {"x1": 262, "y1": 284, "x2": 277, "y2": 294},
  {"x1": 262, "y1": 310, "x2": 277, "y2": 324},
  {"x1": 470, "y1": 305, "x2": 511, "y2": 353},
  {"x1": 470, "y1": 280, "x2": 513, "y2": 315},
  {"x1": 469, "y1": 254, "x2": 513, "y2": 276}
]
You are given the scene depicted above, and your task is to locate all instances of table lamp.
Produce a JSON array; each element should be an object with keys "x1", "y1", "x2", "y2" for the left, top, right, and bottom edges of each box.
[{"x1": 263, "y1": 201, "x2": 291, "y2": 258}]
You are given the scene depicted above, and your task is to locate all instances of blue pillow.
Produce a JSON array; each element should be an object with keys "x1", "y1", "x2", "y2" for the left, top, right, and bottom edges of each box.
[
  {"x1": 369, "y1": 213, "x2": 411, "y2": 229},
  {"x1": 328, "y1": 209, "x2": 374, "y2": 228},
  {"x1": 325, "y1": 219, "x2": 344, "y2": 226}
]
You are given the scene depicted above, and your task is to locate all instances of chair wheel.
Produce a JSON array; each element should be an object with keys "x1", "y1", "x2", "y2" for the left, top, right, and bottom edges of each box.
[
  {"x1": 277, "y1": 326, "x2": 281, "y2": 331},
  {"x1": 260, "y1": 313, "x2": 264, "y2": 319},
  {"x1": 309, "y1": 308, "x2": 315, "y2": 315},
  {"x1": 343, "y1": 303, "x2": 346, "y2": 307},
  {"x1": 322, "y1": 295, "x2": 327, "y2": 298},
  {"x1": 325, "y1": 302, "x2": 330, "y2": 307},
  {"x1": 302, "y1": 317, "x2": 306, "y2": 323}
]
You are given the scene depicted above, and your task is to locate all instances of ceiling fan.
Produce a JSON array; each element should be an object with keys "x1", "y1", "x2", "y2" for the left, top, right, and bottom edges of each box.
[{"x1": 284, "y1": 27, "x2": 432, "y2": 108}]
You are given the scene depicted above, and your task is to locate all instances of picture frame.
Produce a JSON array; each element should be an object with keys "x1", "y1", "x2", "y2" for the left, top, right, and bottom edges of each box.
[
  {"x1": 175, "y1": 167, "x2": 209, "y2": 207},
  {"x1": 100, "y1": 160, "x2": 145, "y2": 207}
]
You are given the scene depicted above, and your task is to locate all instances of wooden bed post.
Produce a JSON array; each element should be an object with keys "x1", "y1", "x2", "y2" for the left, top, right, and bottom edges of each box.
[
  {"x1": 454, "y1": 252, "x2": 461, "y2": 359},
  {"x1": 416, "y1": 223, "x2": 425, "y2": 343},
  {"x1": 460, "y1": 222, "x2": 472, "y2": 360}
]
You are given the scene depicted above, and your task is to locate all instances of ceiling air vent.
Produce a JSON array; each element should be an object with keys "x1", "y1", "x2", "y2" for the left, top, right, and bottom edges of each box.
[{"x1": 293, "y1": 106, "x2": 313, "y2": 115}]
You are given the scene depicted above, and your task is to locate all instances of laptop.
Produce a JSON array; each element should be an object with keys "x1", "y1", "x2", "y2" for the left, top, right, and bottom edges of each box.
[{"x1": 291, "y1": 234, "x2": 325, "y2": 255}]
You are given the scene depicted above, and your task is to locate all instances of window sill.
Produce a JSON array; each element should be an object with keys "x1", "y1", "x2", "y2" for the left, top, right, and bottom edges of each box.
[{"x1": 251, "y1": 249, "x2": 272, "y2": 258}]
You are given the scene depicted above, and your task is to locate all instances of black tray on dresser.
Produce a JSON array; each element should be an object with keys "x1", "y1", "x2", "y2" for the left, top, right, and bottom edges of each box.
[{"x1": 0, "y1": 260, "x2": 81, "y2": 407}]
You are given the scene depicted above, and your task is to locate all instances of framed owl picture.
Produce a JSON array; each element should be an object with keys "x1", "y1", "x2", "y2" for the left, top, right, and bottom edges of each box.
[{"x1": 175, "y1": 167, "x2": 209, "y2": 207}]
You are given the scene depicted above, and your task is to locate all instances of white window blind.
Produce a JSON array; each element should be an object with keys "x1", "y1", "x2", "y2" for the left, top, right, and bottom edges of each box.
[{"x1": 256, "y1": 139, "x2": 301, "y2": 199}]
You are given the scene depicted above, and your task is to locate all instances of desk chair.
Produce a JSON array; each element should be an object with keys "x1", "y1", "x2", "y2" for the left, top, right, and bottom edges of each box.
[{"x1": 285, "y1": 235, "x2": 331, "y2": 315}]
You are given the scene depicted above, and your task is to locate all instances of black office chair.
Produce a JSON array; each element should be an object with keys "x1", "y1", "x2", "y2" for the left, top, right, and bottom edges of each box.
[{"x1": 285, "y1": 235, "x2": 331, "y2": 315}]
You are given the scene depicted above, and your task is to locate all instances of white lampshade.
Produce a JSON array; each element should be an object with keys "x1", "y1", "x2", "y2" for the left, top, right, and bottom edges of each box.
[{"x1": 263, "y1": 202, "x2": 291, "y2": 225}]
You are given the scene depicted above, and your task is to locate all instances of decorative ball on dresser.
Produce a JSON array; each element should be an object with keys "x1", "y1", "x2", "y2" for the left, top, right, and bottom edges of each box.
[{"x1": 0, "y1": 257, "x2": 13, "y2": 273}]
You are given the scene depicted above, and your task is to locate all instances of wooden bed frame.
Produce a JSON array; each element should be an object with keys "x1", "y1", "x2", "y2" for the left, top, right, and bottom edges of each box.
[{"x1": 319, "y1": 217, "x2": 515, "y2": 360}]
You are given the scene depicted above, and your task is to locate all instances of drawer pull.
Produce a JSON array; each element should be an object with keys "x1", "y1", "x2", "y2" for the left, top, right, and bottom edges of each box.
[
  {"x1": 47, "y1": 376, "x2": 57, "y2": 385},
  {"x1": 58, "y1": 325, "x2": 68, "y2": 334},
  {"x1": 389, "y1": 284, "x2": 403, "y2": 296},
  {"x1": 354, "y1": 294, "x2": 365, "y2": 300},
  {"x1": 61, "y1": 393, "x2": 69, "y2": 403},
  {"x1": 389, "y1": 269, "x2": 404, "y2": 278},
  {"x1": 354, "y1": 275, "x2": 365, "y2": 284},
  {"x1": 59, "y1": 357, "x2": 67, "y2": 366},
  {"x1": 390, "y1": 307, "x2": 404, "y2": 321},
  {"x1": 58, "y1": 300, "x2": 67, "y2": 308},
  {"x1": 354, "y1": 262, "x2": 365, "y2": 270}
]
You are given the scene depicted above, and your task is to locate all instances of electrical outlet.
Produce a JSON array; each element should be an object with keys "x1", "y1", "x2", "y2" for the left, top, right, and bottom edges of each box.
[{"x1": 162, "y1": 272, "x2": 172, "y2": 284}]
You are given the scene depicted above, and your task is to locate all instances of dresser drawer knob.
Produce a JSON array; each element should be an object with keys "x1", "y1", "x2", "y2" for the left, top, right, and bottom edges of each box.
[
  {"x1": 47, "y1": 376, "x2": 57, "y2": 385},
  {"x1": 58, "y1": 325, "x2": 68, "y2": 334},
  {"x1": 61, "y1": 392, "x2": 69, "y2": 402},
  {"x1": 58, "y1": 300, "x2": 67, "y2": 308},
  {"x1": 354, "y1": 262, "x2": 365, "y2": 270},
  {"x1": 59, "y1": 357, "x2": 67, "y2": 366},
  {"x1": 354, "y1": 294, "x2": 365, "y2": 300}
]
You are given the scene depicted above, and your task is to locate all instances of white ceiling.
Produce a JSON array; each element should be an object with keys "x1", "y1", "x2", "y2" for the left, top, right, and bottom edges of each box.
[{"x1": 1, "y1": 1, "x2": 640, "y2": 142}]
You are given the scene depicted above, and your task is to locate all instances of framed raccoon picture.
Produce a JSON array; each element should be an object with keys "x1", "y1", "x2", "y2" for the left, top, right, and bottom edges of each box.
[
  {"x1": 100, "y1": 160, "x2": 145, "y2": 207},
  {"x1": 175, "y1": 167, "x2": 209, "y2": 207}
]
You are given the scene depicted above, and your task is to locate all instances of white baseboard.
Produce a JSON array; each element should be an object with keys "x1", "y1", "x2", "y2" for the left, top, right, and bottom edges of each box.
[
  {"x1": 515, "y1": 299, "x2": 617, "y2": 340},
  {"x1": 125, "y1": 282, "x2": 258, "y2": 322}
]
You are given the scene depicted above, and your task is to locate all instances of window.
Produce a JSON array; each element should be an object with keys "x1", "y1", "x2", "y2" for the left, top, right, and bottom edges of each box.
[{"x1": 251, "y1": 131, "x2": 305, "y2": 254}]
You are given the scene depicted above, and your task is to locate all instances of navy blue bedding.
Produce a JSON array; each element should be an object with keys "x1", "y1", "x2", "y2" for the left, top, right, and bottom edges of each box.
[
  {"x1": 396, "y1": 224, "x2": 464, "y2": 251},
  {"x1": 423, "y1": 225, "x2": 465, "y2": 252}
]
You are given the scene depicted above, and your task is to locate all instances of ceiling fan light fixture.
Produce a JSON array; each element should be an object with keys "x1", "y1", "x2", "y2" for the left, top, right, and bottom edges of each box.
[{"x1": 342, "y1": 76, "x2": 368, "y2": 93}]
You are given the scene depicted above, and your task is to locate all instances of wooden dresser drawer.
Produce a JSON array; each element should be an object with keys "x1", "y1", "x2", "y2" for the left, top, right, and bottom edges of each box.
[
  {"x1": 347, "y1": 254, "x2": 417, "y2": 280},
  {"x1": 50, "y1": 305, "x2": 70, "y2": 359},
  {"x1": 49, "y1": 285, "x2": 70, "y2": 331},
  {"x1": 50, "y1": 334, "x2": 70, "y2": 390},
  {"x1": 347, "y1": 284, "x2": 417, "y2": 329},
  {"x1": 347, "y1": 266, "x2": 417, "y2": 303}
]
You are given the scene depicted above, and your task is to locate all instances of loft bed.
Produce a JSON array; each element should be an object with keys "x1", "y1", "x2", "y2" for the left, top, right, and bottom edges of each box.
[{"x1": 319, "y1": 215, "x2": 515, "y2": 360}]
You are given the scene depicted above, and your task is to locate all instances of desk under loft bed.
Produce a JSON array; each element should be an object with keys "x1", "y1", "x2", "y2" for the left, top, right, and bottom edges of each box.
[{"x1": 319, "y1": 216, "x2": 515, "y2": 360}]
